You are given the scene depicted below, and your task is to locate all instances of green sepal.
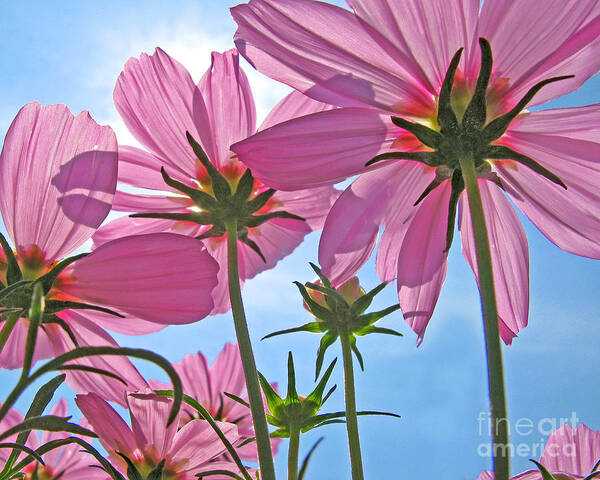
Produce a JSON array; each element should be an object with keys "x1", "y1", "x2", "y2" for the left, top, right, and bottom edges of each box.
[
  {"x1": 147, "y1": 459, "x2": 166, "y2": 480},
  {"x1": 186, "y1": 132, "x2": 232, "y2": 201},
  {"x1": 366, "y1": 151, "x2": 439, "y2": 168},
  {"x1": 196, "y1": 470, "x2": 245, "y2": 480},
  {"x1": 462, "y1": 38, "x2": 493, "y2": 132},
  {"x1": 293, "y1": 282, "x2": 335, "y2": 322},
  {"x1": 437, "y1": 47, "x2": 463, "y2": 134},
  {"x1": 308, "y1": 263, "x2": 331, "y2": 288},
  {"x1": 0, "y1": 280, "x2": 31, "y2": 302},
  {"x1": 0, "y1": 231, "x2": 22, "y2": 285},
  {"x1": 357, "y1": 304, "x2": 401, "y2": 326},
  {"x1": 257, "y1": 372, "x2": 284, "y2": 414},
  {"x1": 591, "y1": 458, "x2": 600, "y2": 474},
  {"x1": 391, "y1": 116, "x2": 443, "y2": 149},
  {"x1": 245, "y1": 211, "x2": 305, "y2": 228},
  {"x1": 530, "y1": 460, "x2": 558, "y2": 480},
  {"x1": 305, "y1": 358, "x2": 337, "y2": 407},
  {"x1": 129, "y1": 211, "x2": 213, "y2": 224},
  {"x1": 485, "y1": 145, "x2": 566, "y2": 189},
  {"x1": 44, "y1": 315, "x2": 78, "y2": 347},
  {"x1": 303, "y1": 410, "x2": 400, "y2": 432},
  {"x1": 482, "y1": 75, "x2": 574, "y2": 143},
  {"x1": 43, "y1": 300, "x2": 124, "y2": 318},
  {"x1": 238, "y1": 234, "x2": 266, "y2": 263},
  {"x1": 298, "y1": 437, "x2": 324, "y2": 480},
  {"x1": 350, "y1": 282, "x2": 387, "y2": 315},
  {"x1": 583, "y1": 471, "x2": 600, "y2": 480},
  {"x1": 285, "y1": 352, "x2": 300, "y2": 406},
  {"x1": 262, "y1": 322, "x2": 327, "y2": 341},
  {"x1": 355, "y1": 325, "x2": 403, "y2": 338},
  {"x1": 159, "y1": 167, "x2": 218, "y2": 210},
  {"x1": 444, "y1": 168, "x2": 465, "y2": 252},
  {"x1": 116, "y1": 453, "x2": 143, "y2": 480},
  {"x1": 349, "y1": 335, "x2": 364, "y2": 371},
  {"x1": 36, "y1": 253, "x2": 88, "y2": 295},
  {"x1": 246, "y1": 188, "x2": 276, "y2": 213},
  {"x1": 413, "y1": 176, "x2": 444, "y2": 206},
  {"x1": 235, "y1": 168, "x2": 255, "y2": 201},
  {"x1": 196, "y1": 225, "x2": 226, "y2": 240},
  {"x1": 321, "y1": 385, "x2": 337, "y2": 406},
  {"x1": 315, "y1": 333, "x2": 338, "y2": 381}
]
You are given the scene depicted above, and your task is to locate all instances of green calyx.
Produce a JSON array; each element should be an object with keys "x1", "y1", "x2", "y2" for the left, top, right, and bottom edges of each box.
[
  {"x1": 263, "y1": 263, "x2": 402, "y2": 380},
  {"x1": 117, "y1": 453, "x2": 169, "y2": 480},
  {"x1": 130, "y1": 132, "x2": 305, "y2": 262},
  {"x1": 0, "y1": 232, "x2": 122, "y2": 344},
  {"x1": 367, "y1": 37, "x2": 571, "y2": 252}
]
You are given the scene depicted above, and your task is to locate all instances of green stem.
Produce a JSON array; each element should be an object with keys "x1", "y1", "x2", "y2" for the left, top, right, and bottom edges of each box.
[
  {"x1": 225, "y1": 219, "x2": 276, "y2": 480},
  {"x1": 288, "y1": 426, "x2": 300, "y2": 480},
  {"x1": 459, "y1": 153, "x2": 509, "y2": 480},
  {"x1": 339, "y1": 332, "x2": 364, "y2": 480},
  {"x1": 0, "y1": 313, "x2": 19, "y2": 357}
]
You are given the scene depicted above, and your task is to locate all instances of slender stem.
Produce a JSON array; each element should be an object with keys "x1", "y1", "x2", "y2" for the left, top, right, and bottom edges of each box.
[
  {"x1": 288, "y1": 426, "x2": 300, "y2": 480},
  {"x1": 0, "y1": 313, "x2": 19, "y2": 356},
  {"x1": 459, "y1": 153, "x2": 509, "y2": 480},
  {"x1": 339, "y1": 332, "x2": 364, "y2": 480},
  {"x1": 225, "y1": 219, "x2": 276, "y2": 480}
]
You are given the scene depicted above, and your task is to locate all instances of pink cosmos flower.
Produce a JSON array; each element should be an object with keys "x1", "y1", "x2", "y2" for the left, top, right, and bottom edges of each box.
[
  {"x1": 152, "y1": 342, "x2": 280, "y2": 462},
  {"x1": 478, "y1": 423, "x2": 600, "y2": 479},
  {"x1": 92, "y1": 48, "x2": 338, "y2": 314},
  {"x1": 76, "y1": 391, "x2": 244, "y2": 480},
  {"x1": 0, "y1": 399, "x2": 109, "y2": 479},
  {"x1": 0, "y1": 102, "x2": 219, "y2": 403},
  {"x1": 231, "y1": 0, "x2": 600, "y2": 344}
]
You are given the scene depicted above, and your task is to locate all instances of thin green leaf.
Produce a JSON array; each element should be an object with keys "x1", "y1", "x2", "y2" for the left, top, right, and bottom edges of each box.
[
  {"x1": 57, "y1": 365, "x2": 127, "y2": 384},
  {"x1": 298, "y1": 437, "x2": 324, "y2": 480},
  {"x1": 0, "y1": 280, "x2": 32, "y2": 302},
  {"x1": 0, "y1": 443, "x2": 45, "y2": 465},
  {"x1": 0, "y1": 416, "x2": 97, "y2": 442},
  {"x1": 197, "y1": 471, "x2": 245, "y2": 480}
]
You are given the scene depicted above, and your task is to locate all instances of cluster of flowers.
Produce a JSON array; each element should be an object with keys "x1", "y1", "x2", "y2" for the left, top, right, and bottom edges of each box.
[{"x1": 1, "y1": 0, "x2": 599, "y2": 478}]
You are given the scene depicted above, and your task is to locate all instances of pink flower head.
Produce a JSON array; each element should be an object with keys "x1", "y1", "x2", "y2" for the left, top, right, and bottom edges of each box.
[
  {"x1": 478, "y1": 423, "x2": 600, "y2": 479},
  {"x1": 76, "y1": 391, "x2": 244, "y2": 480},
  {"x1": 93, "y1": 48, "x2": 339, "y2": 314},
  {"x1": 0, "y1": 399, "x2": 109, "y2": 480},
  {"x1": 231, "y1": 0, "x2": 600, "y2": 344},
  {"x1": 152, "y1": 342, "x2": 280, "y2": 462},
  {"x1": 0, "y1": 102, "x2": 219, "y2": 403}
]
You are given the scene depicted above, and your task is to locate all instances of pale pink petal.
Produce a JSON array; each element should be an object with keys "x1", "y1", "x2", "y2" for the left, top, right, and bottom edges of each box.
[
  {"x1": 198, "y1": 50, "x2": 256, "y2": 168},
  {"x1": 479, "y1": 0, "x2": 600, "y2": 105},
  {"x1": 112, "y1": 190, "x2": 192, "y2": 213},
  {"x1": 0, "y1": 102, "x2": 117, "y2": 260},
  {"x1": 231, "y1": 107, "x2": 395, "y2": 190},
  {"x1": 173, "y1": 351, "x2": 213, "y2": 411},
  {"x1": 40, "y1": 399, "x2": 70, "y2": 467},
  {"x1": 58, "y1": 233, "x2": 219, "y2": 324},
  {"x1": 114, "y1": 48, "x2": 213, "y2": 176},
  {"x1": 0, "y1": 317, "x2": 55, "y2": 369},
  {"x1": 170, "y1": 420, "x2": 237, "y2": 470},
  {"x1": 348, "y1": 0, "x2": 480, "y2": 92},
  {"x1": 273, "y1": 186, "x2": 339, "y2": 231},
  {"x1": 231, "y1": 0, "x2": 432, "y2": 112},
  {"x1": 241, "y1": 217, "x2": 311, "y2": 280},
  {"x1": 51, "y1": 310, "x2": 148, "y2": 405},
  {"x1": 259, "y1": 90, "x2": 334, "y2": 131},
  {"x1": 76, "y1": 393, "x2": 137, "y2": 456},
  {"x1": 0, "y1": 407, "x2": 25, "y2": 462},
  {"x1": 195, "y1": 461, "x2": 254, "y2": 480},
  {"x1": 127, "y1": 392, "x2": 177, "y2": 461},
  {"x1": 92, "y1": 215, "x2": 203, "y2": 248},
  {"x1": 459, "y1": 181, "x2": 529, "y2": 345},
  {"x1": 539, "y1": 424, "x2": 600, "y2": 475},
  {"x1": 397, "y1": 181, "x2": 452, "y2": 344},
  {"x1": 495, "y1": 108, "x2": 600, "y2": 259},
  {"x1": 71, "y1": 309, "x2": 165, "y2": 336},
  {"x1": 210, "y1": 343, "x2": 246, "y2": 407},
  {"x1": 477, "y1": 472, "x2": 494, "y2": 480},
  {"x1": 374, "y1": 162, "x2": 437, "y2": 282}
]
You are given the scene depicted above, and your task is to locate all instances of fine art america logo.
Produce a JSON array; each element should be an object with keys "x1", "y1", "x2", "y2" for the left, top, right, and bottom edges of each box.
[{"x1": 477, "y1": 412, "x2": 580, "y2": 458}]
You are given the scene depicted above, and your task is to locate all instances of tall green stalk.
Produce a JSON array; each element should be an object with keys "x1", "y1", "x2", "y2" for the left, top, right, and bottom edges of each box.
[
  {"x1": 287, "y1": 425, "x2": 300, "y2": 480},
  {"x1": 459, "y1": 153, "x2": 509, "y2": 480},
  {"x1": 225, "y1": 219, "x2": 276, "y2": 480},
  {"x1": 339, "y1": 331, "x2": 364, "y2": 480}
]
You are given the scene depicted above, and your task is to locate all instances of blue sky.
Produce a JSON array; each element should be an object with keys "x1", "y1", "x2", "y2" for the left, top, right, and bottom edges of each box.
[{"x1": 1, "y1": 1, "x2": 599, "y2": 479}]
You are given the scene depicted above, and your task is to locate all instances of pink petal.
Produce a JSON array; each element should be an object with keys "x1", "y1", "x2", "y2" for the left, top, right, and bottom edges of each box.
[
  {"x1": 539, "y1": 424, "x2": 600, "y2": 475},
  {"x1": 231, "y1": 0, "x2": 432, "y2": 112},
  {"x1": 76, "y1": 392, "x2": 136, "y2": 457},
  {"x1": 210, "y1": 343, "x2": 246, "y2": 407},
  {"x1": 375, "y1": 162, "x2": 437, "y2": 282},
  {"x1": 112, "y1": 190, "x2": 192, "y2": 213},
  {"x1": 495, "y1": 107, "x2": 600, "y2": 258},
  {"x1": 170, "y1": 420, "x2": 238, "y2": 470},
  {"x1": 173, "y1": 351, "x2": 213, "y2": 411},
  {"x1": 479, "y1": 0, "x2": 600, "y2": 105},
  {"x1": 348, "y1": 0, "x2": 480, "y2": 93},
  {"x1": 476, "y1": 472, "x2": 494, "y2": 480},
  {"x1": 458, "y1": 181, "x2": 529, "y2": 345},
  {"x1": 127, "y1": 392, "x2": 177, "y2": 461},
  {"x1": 273, "y1": 186, "x2": 339, "y2": 231},
  {"x1": 0, "y1": 317, "x2": 55, "y2": 369},
  {"x1": 0, "y1": 407, "x2": 25, "y2": 462},
  {"x1": 0, "y1": 102, "x2": 117, "y2": 261},
  {"x1": 59, "y1": 233, "x2": 219, "y2": 324},
  {"x1": 71, "y1": 310, "x2": 166, "y2": 336},
  {"x1": 114, "y1": 48, "x2": 213, "y2": 177},
  {"x1": 51, "y1": 310, "x2": 148, "y2": 405},
  {"x1": 231, "y1": 107, "x2": 395, "y2": 190},
  {"x1": 41, "y1": 400, "x2": 70, "y2": 466},
  {"x1": 198, "y1": 50, "x2": 256, "y2": 169},
  {"x1": 259, "y1": 90, "x2": 334, "y2": 131},
  {"x1": 397, "y1": 181, "x2": 452, "y2": 345}
]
